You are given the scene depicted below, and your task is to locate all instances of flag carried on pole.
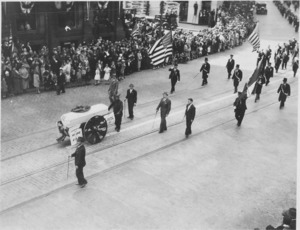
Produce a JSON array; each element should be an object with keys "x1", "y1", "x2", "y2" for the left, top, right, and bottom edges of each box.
[
  {"x1": 248, "y1": 22, "x2": 260, "y2": 52},
  {"x1": 242, "y1": 56, "x2": 266, "y2": 97},
  {"x1": 148, "y1": 31, "x2": 172, "y2": 66},
  {"x1": 131, "y1": 23, "x2": 142, "y2": 38},
  {"x1": 8, "y1": 24, "x2": 14, "y2": 53}
]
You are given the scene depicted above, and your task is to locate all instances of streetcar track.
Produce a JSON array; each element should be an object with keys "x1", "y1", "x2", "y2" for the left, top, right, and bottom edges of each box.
[
  {"x1": 1, "y1": 103, "x2": 233, "y2": 185},
  {"x1": 1, "y1": 87, "x2": 233, "y2": 161},
  {"x1": 2, "y1": 81, "x2": 298, "y2": 184},
  {"x1": 1, "y1": 94, "x2": 297, "y2": 215}
]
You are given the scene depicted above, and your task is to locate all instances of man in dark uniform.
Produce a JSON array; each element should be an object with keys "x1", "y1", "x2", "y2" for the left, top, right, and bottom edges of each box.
[
  {"x1": 56, "y1": 67, "x2": 66, "y2": 95},
  {"x1": 266, "y1": 46, "x2": 272, "y2": 64},
  {"x1": 71, "y1": 137, "x2": 87, "y2": 188},
  {"x1": 156, "y1": 92, "x2": 171, "y2": 133},
  {"x1": 233, "y1": 92, "x2": 247, "y2": 127},
  {"x1": 264, "y1": 62, "x2": 274, "y2": 86},
  {"x1": 108, "y1": 75, "x2": 119, "y2": 103},
  {"x1": 169, "y1": 64, "x2": 180, "y2": 94},
  {"x1": 275, "y1": 54, "x2": 282, "y2": 73},
  {"x1": 277, "y1": 78, "x2": 291, "y2": 109},
  {"x1": 125, "y1": 83, "x2": 137, "y2": 120},
  {"x1": 253, "y1": 75, "x2": 266, "y2": 102},
  {"x1": 185, "y1": 98, "x2": 196, "y2": 138},
  {"x1": 226, "y1": 54, "x2": 235, "y2": 79},
  {"x1": 200, "y1": 57, "x2": 210, "y2": 86},
  {"x1": 292, "y1": 59, "x2": 298, "y2": 77},
  {"x1": 108, "y1": 94, "x2": 123, "y2": 132},
  {"x1": 232, "y1": 64, "x2": 243, "y2": 93}
]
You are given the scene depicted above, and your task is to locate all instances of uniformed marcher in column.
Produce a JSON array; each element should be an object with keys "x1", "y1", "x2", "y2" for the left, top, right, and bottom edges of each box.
[
  {"x1": 125, "y1": 83, "x2": 137, "y2": 120},
  {"x1": 275, "y1": 54, "x2": 282, "y2": 73},
  {"x1": 156, "y1": 92, "x2": 171, "y2": 133},
  {"x1": 277, "y1": 78, "x2": 291, "y2": 109},
  {"x1": 233, "y1": 92, "x2": 247, "y2": 127},
  {"x1": 264, "y1": 62, "x2": 274, "y2": 86},
  {"x1": 232, "y1": 64, "x2": 243, "y2": 93},
  {"x1": 185, "y1": 98, "x2": 196, "y2": 138},
  {"x1": 226, "y1": 54, "x2": 235, "y2": 79},
  {"x1": 266, "y1": 46, "x2": 272, "y2": 64},
  {"x1": 71, "y1": 137, "x2": 87, "y2": 188},
  {"x1": 200, "y1": 57, "x2": 210, "y2": 86},
  {"x1": 169, "y1": 64, "x2": 180, "y2": 94},
  {"x1": 292, "y1": 59, "x2": 298, "y2": 77},
  {"x1": 57, "y1": 67, "x2": 66, "y2": 95},
  {"x1": 108, "y1": 94, "x2": 123, "y2": 131},
  {"x1": 253, "y1": 75, "x2": 266, "y2": 102}
]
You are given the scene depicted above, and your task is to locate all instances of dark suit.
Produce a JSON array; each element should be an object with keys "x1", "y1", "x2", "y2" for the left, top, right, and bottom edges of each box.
[
  {"x1": 169, "y1": 68, "x2": 180, "y2": 93},
  {"x1": 57, "y1": 72, "x2": 66, "y2": 95},
  {"x1": 277, "y1": 83, "x2": 291, "y2": 108},
  {"x1": 253, "y1": 76, "x2": 266, "y2": 102},
  {"x1": 109, "y1": 99, "x2": 123, "y2": 131},
  {"x1": 185, "y1": 104, "x2": 196, "y2": 136},
  {"x1": 293, "y1": 61, "x2": 298, "y2": 77},
  {"x1": 71, "y1": 144, "x2": 87, "y2": 185},
  {"x1": 156, "y1": 98, "x2": 171, "y2": 132},
  {"x1": 233, "y1": 95, "x2": 247, "y2": 126},
  {"x1": 264, "y1": 66, "x2": 274, "y2": 85},
  {"x1": 126, "y1": 89, "x2": 137, "y2": 118},
  {"x1": 200, "y1": 62, "x2": 210, "y2": 85},
  {"x1": 226, "y1": 58, "x2": 235, "y2": 79},
  {"x1": 232, "y1": 69, "x2": 243, "y2": 93}
]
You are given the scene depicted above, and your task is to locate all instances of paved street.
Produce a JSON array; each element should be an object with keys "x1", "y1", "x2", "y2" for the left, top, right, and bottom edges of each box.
[{"x1": 0, "y1": 1, "x2": 298, "y2": 229}]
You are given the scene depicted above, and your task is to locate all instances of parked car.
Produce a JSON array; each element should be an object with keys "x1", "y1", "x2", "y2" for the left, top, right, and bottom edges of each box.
[{"x1": 256, "y1": 2, "x2": 267, "y2": 15}]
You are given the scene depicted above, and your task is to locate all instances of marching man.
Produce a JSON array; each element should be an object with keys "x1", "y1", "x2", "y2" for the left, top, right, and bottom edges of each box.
[
  {"x1": 200, "y1": 57, "x2": 210, "y2": 86},
  {"x1": 232, "y1": 64, "x2": 243, "y2": 93},
  {"x1": 277, "y1": 78, "x2": 291, "y2": 109}
]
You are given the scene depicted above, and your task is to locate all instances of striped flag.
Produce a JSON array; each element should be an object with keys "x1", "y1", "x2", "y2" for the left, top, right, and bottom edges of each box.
[
  {"x1": 8, "y1": 24, "x2": 14, "y2": 53},
  {"x1": 248, "y1": 23, "x2": 260, "y2": 51},
  {"x1": 131, "y1": 23, "x2": 141, "y2": 38},
  {"x1": 148, "y1": 32, "x2": 172, "y2": 66}
]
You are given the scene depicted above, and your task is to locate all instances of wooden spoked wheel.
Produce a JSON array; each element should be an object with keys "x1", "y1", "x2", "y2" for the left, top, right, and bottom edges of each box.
[{"x1": 83, "y1": 116, "x2": 108, "y2": 144}]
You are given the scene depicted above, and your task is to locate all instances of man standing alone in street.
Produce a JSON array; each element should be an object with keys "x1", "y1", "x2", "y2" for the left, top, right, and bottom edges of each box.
[
  {"x1": 200, "y1": 57, "x2": 210, "y2": 86},
  {"x1": 277, "y1": 78, "x2": 291, "y2": 109},
  {"x1": 156, "y1": 92, "x2": 171, "y2": 133},
  {"x1": 232, "y1": 64, "x2": 243, "y2": 93},
  {"x1": 185, "y1": 98, "x2": 196, "y2": 138},
  {"x1": 169, "y1": 64, "x2": 180, "y2": 94},
  {"x1": 125, "y1": 83, "x2": 137, "y2": 120},
  {"x1": 108, "y1": 94, "x2": 123, "y2": 132},
  {"x1": 226, "y1": 54, "x2": 235, "y2": 79},
  {"x1": 233, "y1": 92, "x2": 247, "y2": 127},
  {"x1": 71, "y1": 137, "x2": 87, "y2": 188}
]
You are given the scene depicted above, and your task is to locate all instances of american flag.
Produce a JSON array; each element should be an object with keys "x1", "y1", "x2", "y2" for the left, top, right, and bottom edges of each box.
[
  {"x1": 248, "y1": 23, "x2": 260, "y2": 51},
  {"x1": 131, "y1": 23, "x2": 142, "y2": 38},
  {"x1": 148, "y1": 32, "x2": 173, "y2": 66}
]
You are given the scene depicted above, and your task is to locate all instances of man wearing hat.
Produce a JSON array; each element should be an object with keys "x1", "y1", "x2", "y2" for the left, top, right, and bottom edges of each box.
[
  {"x1": 200, "y1": 57, "x2": 210, "y2": 86},
  {"x1": 277, "y1": 78, "x2": 291, "y2": 109},
  {"x1": 108, "y1": 75, "x2": 119, "y2": 103},
  {"x1": 169, "y1": 64, "x2": 180, "y2": 94},
  {"x1": 233, "y1": 92, "x2": 247, "y2": 127},
  {"x1": 264, "y1": 62, "x2": 274, "y2": 86},
  {"x1": 71, "y1": 137, "x2": 87, "y2": 188},
  {"x1": 226, "y1": 54, "x2": 235, "y2": 79},
  {"x1": 108, "y1": 94, "x2": 123, "y2": 132},
  {"x1": 56, "y1": 67, "x2": 66, "y2": 95},
  {"x1": 125, "y1": 83, "x2": 137, "y2": 120},
  {"x1": 292, "y1": 59, "x2": 298, "y2": 77},
  {"x1": 232, "y1": 64, "x2": 243, "y2": 93},
  {"x1": 185, "y1": 98, "x2": 196, "y2": 137},
  {"x1": 156, "y1": 92, "x2": 171, "y2": 133}
]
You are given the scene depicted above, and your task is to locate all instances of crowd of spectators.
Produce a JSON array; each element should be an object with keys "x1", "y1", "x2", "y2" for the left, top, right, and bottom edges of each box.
[
  {"x1": 1, "y1": 1, "x2": 256, "y2": 99},
  {"x1": 273, "y1": 0, "x2": 299, "y2": 32}
]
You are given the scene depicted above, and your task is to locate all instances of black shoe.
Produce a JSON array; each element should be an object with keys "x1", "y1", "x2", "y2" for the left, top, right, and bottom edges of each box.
[
  {"x1": 80, "y1": 184, "x2": 86, "y2": 188},
  {"x1": 237, "y1": 122, "x2": 241, "y2": 127},
  {"x1": 159, "y1": 131, "x2": 163, "y2": 133},
  {"x1": 116, "y1": 128, "x2": 120, "y2": 132},
  {"x1": 127, "y1": 116, "x2": 131, "y2": 119}
]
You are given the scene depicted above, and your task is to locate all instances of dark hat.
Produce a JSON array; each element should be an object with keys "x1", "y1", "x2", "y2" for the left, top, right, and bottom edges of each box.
[
  {"x1": 283, "y1": 78, "x2": 287, "y2": 82},
  {"x1": 174, "y1": 63, "x2": 178, "y2": 67},
  {"x1": 163, "y1": 92, "x2": 168, "y2": 96},
  {"x1": 188, "y1": 98, "x2": 193, "y2": 102},
  {"x1": 77, "y1": 137, "x2": 84, "y2": 143},
  {"x1": 230, "y1": 54, "x2": 233, "y2": 56},
  {"x1": 205, "y1": 57, "x2": 208, "y2": 61},
  {"x1": 236, "y1": 64, "x2": 240, "y2": 68}
]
